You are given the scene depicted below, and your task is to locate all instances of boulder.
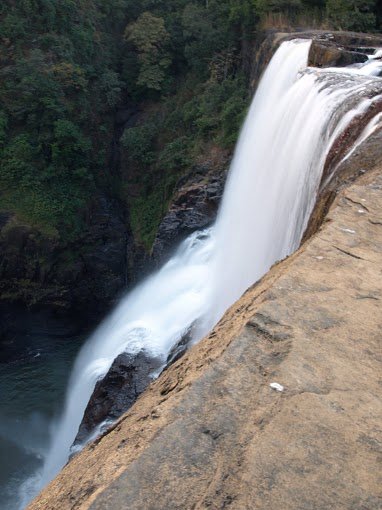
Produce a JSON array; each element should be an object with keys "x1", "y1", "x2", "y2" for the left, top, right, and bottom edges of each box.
[{"x1": 73, "y1": 350, "x2": 162, "y2": 447}]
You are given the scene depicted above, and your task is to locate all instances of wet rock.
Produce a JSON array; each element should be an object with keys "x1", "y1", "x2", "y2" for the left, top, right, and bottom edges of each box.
[
  {"x1": 75, "y1": 327, "x2": 197, "y2": 448},
  {"x1": 166, "y1": 325, "x2": 195, "y2": 367},
  {"x1": 309, "y1": 41, "x2": 368, "y2": 67},
  {"x1": 151, "y1": 165, "x2": 227, "y2": 265},
  {"x1": 304, "y1": 116, "x2": 382, "y2": 242},
  {"x1": 73, "y1": 350, "x2": 162, "y2": 447},
  {"x1": 73, "y1": 326, "x2": 196, "y2": 449}
]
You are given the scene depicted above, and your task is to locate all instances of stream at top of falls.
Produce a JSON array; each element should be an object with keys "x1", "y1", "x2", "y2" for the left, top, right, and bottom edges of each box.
[{"x1": 13, "y1": 39, "x2": 382, "y2": 509}]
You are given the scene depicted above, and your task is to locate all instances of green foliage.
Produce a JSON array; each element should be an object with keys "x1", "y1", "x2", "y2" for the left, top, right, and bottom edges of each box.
[
  {"x1": 51, "y1": 63, "x2": 88, "y2": 92},
  {"x1": 0, "y1": 111, "x2": 8, "y2": 147},
  {"x1": 121, "y1": 71, "x2": 248, "y2": 249},
  {"x1": 1, "y1": 134, "x2": 38, "y2": 186},
  {"x1": 98, "y1": 71, "x2": 123, "y2": 109},
  {"x1": 121, "y1": 124, "x2": 156, "y2": 165},
  {"x1": 254, "y1": 0, "x2": 303, "y2": 15},
  {"x1": 0, "y1": 12, "x2": 27, "y2": 41},
  {"x1": 0, "y1": 0, "x2": 130, "y2": 236},
  {"x1": 129, "y1": 187, "x2": 167, "y2": 250},
  {"x1": 181, "y1": 3, "x2": 229, "y2": 76},
  {"x1": 190, "y1": 77, "x2": 248, "y2": 146},
  {"x1": 50, "y1": 120, "x2": 91, "y2": 178},
  {"x1": 125, "y1": 12, "x2": 172, "y2": 90},
  {"x1": 326, "y1": 0, "x2": 377, "y2": 31},
  {"x1": 0, "y1": 132, "x2": 89, "y2": 237},
  {"x1": 158, "y1": 137, "x2": 191, "y2": 171},
  {"x1": 1, "y1": 0, "x2": 381, "y2": 252}
]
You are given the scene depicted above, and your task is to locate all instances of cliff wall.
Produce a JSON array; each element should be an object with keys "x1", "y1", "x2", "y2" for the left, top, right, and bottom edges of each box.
[{"x1": 29, "y1": 166, "x2": 382, "y2": 510}]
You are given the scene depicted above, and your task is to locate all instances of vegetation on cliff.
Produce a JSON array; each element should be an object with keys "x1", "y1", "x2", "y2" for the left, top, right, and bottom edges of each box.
[
  {"x1": 0, "y1": 0, "x2": 382, "y2": 300},
  {"x1": 0, "y1": 0, "x2": 129, "y2": 238}
]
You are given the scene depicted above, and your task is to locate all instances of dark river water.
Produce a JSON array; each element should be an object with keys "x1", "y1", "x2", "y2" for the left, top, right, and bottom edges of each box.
[{"x1": 0, "y1": 318, "x2": 85, "y2": 510}]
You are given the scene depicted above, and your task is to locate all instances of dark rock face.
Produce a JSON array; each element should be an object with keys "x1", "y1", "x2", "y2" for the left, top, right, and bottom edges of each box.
[
  {"x1": 151, "y1": 165, "x2": 228, "y2": 265},
  {"x1": 308, "y1": 41, "x2": 368, "y2": 67},
  {"x1": 73, "y1": 350, "x2": 162, "y2": 447},
  {"x1": 165, "y1": 325, "x2": 195, "y2": 367},
  {"x1": 0, "y1": 194, "x2": 130, "y2": 320},
  {"x1": 68, "y1": 196, "x2": 130, "y2": 316},
  {"x1": 109, "y1": 105, "x2": 140, "y2": 178},
  {"x1": 74, "y1": 324, "x2": 196, "y2": 448}
]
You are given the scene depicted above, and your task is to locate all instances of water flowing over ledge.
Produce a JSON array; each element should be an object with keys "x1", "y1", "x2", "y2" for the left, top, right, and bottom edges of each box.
[{"x1": 21, "y1": 38, "x2": 382, "y2": 509}]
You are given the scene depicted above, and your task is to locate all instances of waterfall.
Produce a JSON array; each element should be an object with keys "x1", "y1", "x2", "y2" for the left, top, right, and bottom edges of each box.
[
  {"x1": 20, "y1": 39, "x2": 382, "y2": 508},
  {"x1": 200, "y1": 40, "x2": 382, "y2": 331},
  {"x1": 18, "y1": 228, "x2": 216, "y2": 507}
]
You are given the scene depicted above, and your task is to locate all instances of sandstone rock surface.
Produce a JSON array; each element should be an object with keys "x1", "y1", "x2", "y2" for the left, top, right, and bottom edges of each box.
[{"x1": 29, "y1": 167, "x2": 382, "y2": 510}]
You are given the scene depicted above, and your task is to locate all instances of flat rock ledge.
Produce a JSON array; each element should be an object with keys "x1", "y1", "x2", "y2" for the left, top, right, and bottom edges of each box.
[{"x1": 29, "y1": 168, "x2": 382, "y2": 510}]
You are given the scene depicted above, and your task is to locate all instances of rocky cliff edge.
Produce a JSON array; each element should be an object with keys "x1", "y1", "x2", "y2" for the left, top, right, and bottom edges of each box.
[{"x1": 29, "y1": 165, "x2": 382, "y2": 509}]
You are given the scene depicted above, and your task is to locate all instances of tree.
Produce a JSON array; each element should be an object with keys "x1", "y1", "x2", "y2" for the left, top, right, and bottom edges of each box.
[
  {"x1": 49, "y1": 119, "x2": 91, "y2": 179},
  {"x1": 254, "y1": 0, "x2": 303, "y2": 15},
  {"x1": 326, "y1": 0, "x2": 377, "y2": 31},
  {"x1": 181, "y1": 3, "x2": 231, "y2": 76},
  {"x1": 125, "y1": 12, "x2": 172, "y2": 91}
]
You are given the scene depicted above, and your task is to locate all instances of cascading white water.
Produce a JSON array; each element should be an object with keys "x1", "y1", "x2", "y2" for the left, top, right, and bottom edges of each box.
[
  {"x1": 199, "y1": 40, "x2": 382, "y2": 333},
  {"x1": 20, "y1": 39, "x2": 382, "y2": 508},
  {"x1": 18, "y1": 228, "x2": 216, "y2": 507}
]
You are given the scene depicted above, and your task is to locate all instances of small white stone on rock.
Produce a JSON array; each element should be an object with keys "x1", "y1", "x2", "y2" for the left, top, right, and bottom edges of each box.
[
  {"x1": 270, "y1": 382, "x2": 284, "y2": 392},
  {"x1": 358, "y1": 209, "x2": 366, "y2": 214},
  {"x1": 340, "y1": 228, "x2": 356, "y2": 234},
  {"x1": 314, "y1": 256, "x2": 324, "y2": 260}
]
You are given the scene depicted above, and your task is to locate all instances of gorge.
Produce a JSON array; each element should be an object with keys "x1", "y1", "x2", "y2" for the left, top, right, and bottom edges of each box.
[{"x1": 19, "y1": 34, "x2": 382, "y2": 509}]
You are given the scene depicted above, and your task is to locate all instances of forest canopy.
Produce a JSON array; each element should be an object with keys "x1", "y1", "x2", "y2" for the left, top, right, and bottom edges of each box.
[{"x1": 0, "y1": 0, "x2": 381, "y2": 246}]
